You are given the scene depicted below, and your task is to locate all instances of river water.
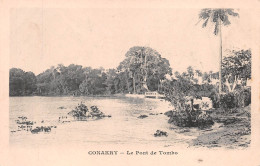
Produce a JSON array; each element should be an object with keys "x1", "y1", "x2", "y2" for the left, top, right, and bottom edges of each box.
[{"x1": 9, "y1": 96, "x2": 199, "y2": 148}]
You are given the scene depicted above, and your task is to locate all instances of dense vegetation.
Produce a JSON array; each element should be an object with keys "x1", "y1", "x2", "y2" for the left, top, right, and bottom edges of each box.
[
  {"x1": 9, "y1": 46, "x2": 172, "y2": 96},
  {"x1": 161, "y1": 49, "x2": 251, "y2": 127},
  {"x1": 10, "y1": 47, "x2": 251, "y2": 103},
  {"x1": 9, "y1": 68, "x2": 37, "y2": 96}
]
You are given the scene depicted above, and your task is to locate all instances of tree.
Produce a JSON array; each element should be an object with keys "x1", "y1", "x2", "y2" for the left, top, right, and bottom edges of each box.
[
  {"x1": 161, "y1": 72, "x2": 214, "y2": 128},
  {"x1": 124, "y1": 46, "x2": 146, "y2": 93},
  {"x1": 187, "y1": 66, "x2": 194, "y2": 78},
  {"x1": 222, "y1": 49, "x2": 251, "y2": 92},
  {"x1": 9, "y1": 68, "x2": 37, "y2": 96},
  {"x1": 120, "y1": 46, "x2": 172, "y2": 93},
  {"x1": 199, "y1": 8, "x2": 239, "y2": 93},
  {"x1": 24, "y1": 72, "x2": 37, "y2": 94},
  {"x1": 9, "y1": 68, "x2": 25, "y2": 96},
  {"x1": 195, "y1": 70, "x2": 202, "y2": 77},
  {"x1": 79, "y1": 68, "x2": 107, "y2": 95},
  {"x1": 117, "y1": 57, "x2": 132, "y2": 93}
]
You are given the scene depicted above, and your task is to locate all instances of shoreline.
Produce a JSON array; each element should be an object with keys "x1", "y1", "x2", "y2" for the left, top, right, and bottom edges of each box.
[
  {"x1": 189, "y1": 105, "x2": 251, "y2": 149},
  {"x1": 9, "y1": 93, "x2": 165, "y2": 99},
  {"x1": 9, "y1": 94, "x2": 126, "y2": 98}
]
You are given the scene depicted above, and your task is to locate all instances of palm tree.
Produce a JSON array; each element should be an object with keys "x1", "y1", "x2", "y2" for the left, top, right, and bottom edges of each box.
[{"x1": 198, "y1": 9, "x2": 239, "y2": 93}]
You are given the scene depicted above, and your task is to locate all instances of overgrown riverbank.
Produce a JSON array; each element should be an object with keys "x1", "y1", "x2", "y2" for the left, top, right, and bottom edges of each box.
[{"x1": 190, "y1": 105, "x2": 251, "y2": 148}]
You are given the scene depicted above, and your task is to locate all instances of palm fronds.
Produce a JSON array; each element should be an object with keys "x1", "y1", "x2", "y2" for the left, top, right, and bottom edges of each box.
[{"x1": 199, "y1": 8, "x2": 239, "y2": 35}]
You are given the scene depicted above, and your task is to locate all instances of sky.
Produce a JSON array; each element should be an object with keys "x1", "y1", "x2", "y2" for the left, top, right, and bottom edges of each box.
[{"x1": 10, "y1": 8, "x2": 253, "y2": 75}]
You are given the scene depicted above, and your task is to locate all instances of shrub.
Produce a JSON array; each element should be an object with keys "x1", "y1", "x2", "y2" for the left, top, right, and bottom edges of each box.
[
  {"x1": 220, "y1": 92, "x2": 236, "y2": 109},
  {"x1": 209, "y1": 87, "x2": 251, "y2": 109},
  {"x1": 167, "y1": 109, "x2": 214, "y2": 128},
  {"x1": 234, "y1": 87, "x2": 251, "y2": 107},
  {"x1": 161, "y1": 78, "x2": 215, "y2": 128}
]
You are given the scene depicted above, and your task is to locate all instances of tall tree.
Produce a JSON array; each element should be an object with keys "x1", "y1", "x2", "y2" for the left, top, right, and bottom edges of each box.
[
  {"x1": 199, "y1": 8, "x2": 239, "y2": 93},
  {"x1": 122, "y1": 46, "x2": 172, "y2": 93}
]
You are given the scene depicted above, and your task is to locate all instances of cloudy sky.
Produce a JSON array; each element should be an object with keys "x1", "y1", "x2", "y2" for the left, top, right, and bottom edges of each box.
[{"x1": 10, "y1": 8, "x2": 253, "y2": 75}]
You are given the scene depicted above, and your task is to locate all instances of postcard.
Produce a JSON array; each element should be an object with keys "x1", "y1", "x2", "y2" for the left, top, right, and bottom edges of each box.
[{"x1": 0, "y1": 0, "x2": 260, "y2": 165}]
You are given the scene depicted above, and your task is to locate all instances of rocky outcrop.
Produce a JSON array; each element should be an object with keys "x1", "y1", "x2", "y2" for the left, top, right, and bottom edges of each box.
[
  {"x1": 67, "y1": 102, "x2": 111, "y2": 119},
  {"x1": 31, "y1": 126, "x2": 56, "y2": 134},
  {"x1": 154, "y1": 130, "x2": 168, "y2": 137},
  {"x1": 68, "y1": 103, "x2": 89, "y2": 118}
]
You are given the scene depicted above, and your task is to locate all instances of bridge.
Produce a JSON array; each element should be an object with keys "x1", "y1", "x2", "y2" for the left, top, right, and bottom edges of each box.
[{"x1": 145, "y1": 91, "x2": 165, "y2": 99}]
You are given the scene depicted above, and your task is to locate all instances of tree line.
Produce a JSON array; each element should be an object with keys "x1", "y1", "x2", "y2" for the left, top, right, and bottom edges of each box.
[
  {"x1": 9, "y1": 46, "x2": 172, "y2": 96},
  {"x1": 9, "y1": 46, "x2": 251, "y2": 97}
]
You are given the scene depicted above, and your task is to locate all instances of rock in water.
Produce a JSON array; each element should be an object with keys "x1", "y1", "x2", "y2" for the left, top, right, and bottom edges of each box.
[
  {"x1": 154, "y1": 130, "x2": 168, "y2": 137},
  {"x1": 138, "y1": 115, "x2": 148, "y2": 119},
  {"x1": 68, "y1": 103, "x2": 89, "y2": 118},
  {"x1": 31, "y1": 126, "x2": 52, "y2": 134},
  {"x1": 90, "y1": 106, "x2": 106, "y2": 118},
  {"x1": 90, "y1": 106, "x2": 100, "y2": 112},
  {"x1": 68, "y1": 103, "x2": 110, "y2": 120}
]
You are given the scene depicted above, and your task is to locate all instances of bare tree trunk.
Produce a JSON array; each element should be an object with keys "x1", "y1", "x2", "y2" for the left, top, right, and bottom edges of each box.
[
  {"x1": 126, "y1": 80, "x2": 130, "y2": 92},
  {"x1": 231, "y1": 76, "x2": 238, "y2": 92},
  {"x1": 124, "y1": 72, "x2": 130, "y2": 93},
  {"x1": 219, "y1": 19, "x2": 223, "y2": 94},
  {"x1": 158, "y1": 79, "x2": 160, "y2": 91},
  {"x1": 133, "y1": 73, "x2": 136, "y2": 94},
  {"x1": 143, "y1": 48, "x2": 148, "y2": 91},
  {"x1": 225, "y1": 80, "x2": 232, "y2": 92}
]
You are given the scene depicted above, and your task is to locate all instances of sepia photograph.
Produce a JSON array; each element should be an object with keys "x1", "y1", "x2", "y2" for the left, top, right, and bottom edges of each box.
[
  {"x1": 1, "y1": 0, "x2": 260, "y2": 165},
  {"x1": 9, "y1": 7, "x2": 252, "y2": 148}
]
